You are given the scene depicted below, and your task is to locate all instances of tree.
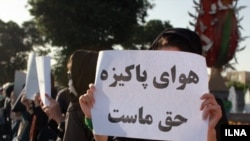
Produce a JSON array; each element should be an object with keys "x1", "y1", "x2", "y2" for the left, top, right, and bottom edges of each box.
[
  {"x1": 28, "y1": 0, "x2": 153, "y2": 52},
  {"x1": 51, "y1": 19, "x2": 173, "y2": 86},
  {"x1": 28, "y1": 0, "x2": 157, "y2": 86},
  {"x1": 141, "y1": 20, "x2": 173, "y2": 49},
  {"x1": 120, "y1": 20, "x2": 173, "y2": 50},
  {"x1": 0, "y1": 20, "x2": 29, "y2": 84},
  {"x1": 28, "y1": 0, "x2": 176, "y2": 86},
  {"x1": 0, "y1": 20, "x2": 46, "y2": 84}
]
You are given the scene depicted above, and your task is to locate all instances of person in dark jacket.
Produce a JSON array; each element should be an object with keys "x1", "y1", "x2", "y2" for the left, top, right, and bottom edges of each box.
[
  {"x1": 63, "y1": 50, "x2": 97, "y2": 141},
  {"x1": 19, "y1": 73, "x2": 58, "y2": 141},
  {"x1": 0, "y1": 82, "x2": 14, "y2": 141},
  {"x1": 42, "y1": 50, "x2": 98, "y2": 141}
]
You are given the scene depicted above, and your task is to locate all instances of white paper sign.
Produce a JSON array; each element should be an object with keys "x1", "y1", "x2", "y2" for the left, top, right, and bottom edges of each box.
[
  {"x1": 14, "y1": 70, "x2": 26, "y2": 97},
  {"x1": 92, "y1": 50, "x2": 209, "y2": 141},
  {"x1": 36, "y1": 56, "x2": 51, "y2": 106},
  {"x1": 25, "y1": 52, "x2": 39, "y2": 100}
]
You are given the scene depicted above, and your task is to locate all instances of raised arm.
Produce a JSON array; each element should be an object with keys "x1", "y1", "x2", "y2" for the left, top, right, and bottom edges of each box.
[
  {"x1": 200, "y1": 93, "x2": 222, "y2": 141},
  {"x1": 79, "y1": 83, "x2": 108, "y2": 141}
]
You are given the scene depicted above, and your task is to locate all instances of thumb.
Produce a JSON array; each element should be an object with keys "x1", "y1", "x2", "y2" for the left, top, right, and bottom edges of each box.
[{"x1": 45, "y1": 94, "x2": 53, "y2": 101}]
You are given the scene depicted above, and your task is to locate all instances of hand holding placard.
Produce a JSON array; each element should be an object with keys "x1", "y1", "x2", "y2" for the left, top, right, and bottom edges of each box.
[
  {"x1": 25, "y1": 52, "x2": 39, "y2": 100},
  {"x1": 36, "y1": 56, "x2": 51, "y2": 106}
]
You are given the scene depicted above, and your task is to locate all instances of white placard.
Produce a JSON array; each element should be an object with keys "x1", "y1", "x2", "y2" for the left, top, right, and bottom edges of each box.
[
  {"x1": 25, "y1": 52, "x2": 39, "y2": 100},
  {"x1": 14, "y1": 70, "x2": 26, "y2": 97},
  {"x1": 36, "y1": 56, "x2": 51, "y2": 106},
  {"x1": 92, "y1": 50, "x2": 209, "y2": 141}
]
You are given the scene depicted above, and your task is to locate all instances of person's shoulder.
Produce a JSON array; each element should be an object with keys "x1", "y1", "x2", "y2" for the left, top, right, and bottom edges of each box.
[
  {"x1": 56, "y1": 87, "x2": 71, "y2": 101},
  {"x1": 57, "y1": 87, "x2": 70, "y2": 95}
]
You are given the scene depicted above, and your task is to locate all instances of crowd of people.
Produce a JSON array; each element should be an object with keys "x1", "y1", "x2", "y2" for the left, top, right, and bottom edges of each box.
[
  {"x1": 0, "y1": 50, "x2": 97, "y2": 141},
  {"x1": 0, "y1": 28, "x2": 228, "y2": 141}
]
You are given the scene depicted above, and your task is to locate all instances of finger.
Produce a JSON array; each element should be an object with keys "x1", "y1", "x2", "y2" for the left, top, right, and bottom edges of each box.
[
  {"x1": 42, "y1": 104, "x2": 49, "y2": 110},
  {"x1": 45, "y1": 93, "x2": 54, "y2": 102},
  {"x1": 202, "y1": 104, "x2": 221, "y2": 119},
  {"x1": 86, "y1": 89, "x2": 95, "y2": 104},
  {"x1": 200, "y1": 93, "x2": 216, "y2": 100},
  {"x1": 21, "y1": 94, "x2": 26, "y2": 102},
  {"x1": 79, "y1": 95, "x2": 85, "y2": 105},
  {"x1": 200, "y1": 93, "x2": 217, "y2": 110},
  {"x1": 79, "y1": 94, "x2": 91, "y2": 107},
  {"x1": 85, "y1": 93, "x2": 94, "y2": 108},
  {"x1": 45, "y1": 93, "x2": 51, "y2": 99},
  {"x1": 40, "y1": 100, "x2": 44, "y2": 107},
  {"x1": 200, "y1": 98, "x2": 217, "y2": 110},
  {"x1": 89, "y1": 83, "x2": 95, "y2": 89},
  {"x1": 79, "y1": 94, "x2": 92, "y2": 118}
]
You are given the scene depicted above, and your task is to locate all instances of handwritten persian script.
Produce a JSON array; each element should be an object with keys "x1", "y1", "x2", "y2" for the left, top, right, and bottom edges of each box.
[{"x1": 92, "y1": 50, "x2": 209, "y2": 141}]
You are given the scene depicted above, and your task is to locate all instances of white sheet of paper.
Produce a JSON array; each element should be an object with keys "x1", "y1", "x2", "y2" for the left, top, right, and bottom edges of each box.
[
  {"x1": 36, "y1": 56, "x2": 51, "y2": 106},
  {"x1": 92, "y1": 50, "x2": 209, "y2": 141},
  {"x1": 25, "y1": 52, "x2": 39, "y2": 100},
  {"x1": 14, "y1": 70, "x2": 26, "y2": 97}
]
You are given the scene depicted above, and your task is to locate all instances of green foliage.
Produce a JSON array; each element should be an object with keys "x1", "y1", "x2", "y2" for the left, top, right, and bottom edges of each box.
[
  {"x1": 28, "y1": 0, "x2": 154, "y2": 52},
  {"x1": 52, "y1": 48, "x2": 69, "y2": 87},
  {"x1": 0, "y1": 20, "x2": 30, "y2": 84},
  {"x1": 0, "y1": 1, "x2": 174, "y2": 87},
  {"x1": 27, "y1": 0, "x2": 174, "y2": 86},
  {"x1": 0, "y1": 20, "x2": 46, "y2": 84},
  {"x1": 226, "y1": 81, "x2": 250, "y2": 92},
  {"x1": 120, "y1": 20, "x2": 173, "y2": 50},
  {"x1": 141, "y1": 20, "x2": 173, "y2": 49}
]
